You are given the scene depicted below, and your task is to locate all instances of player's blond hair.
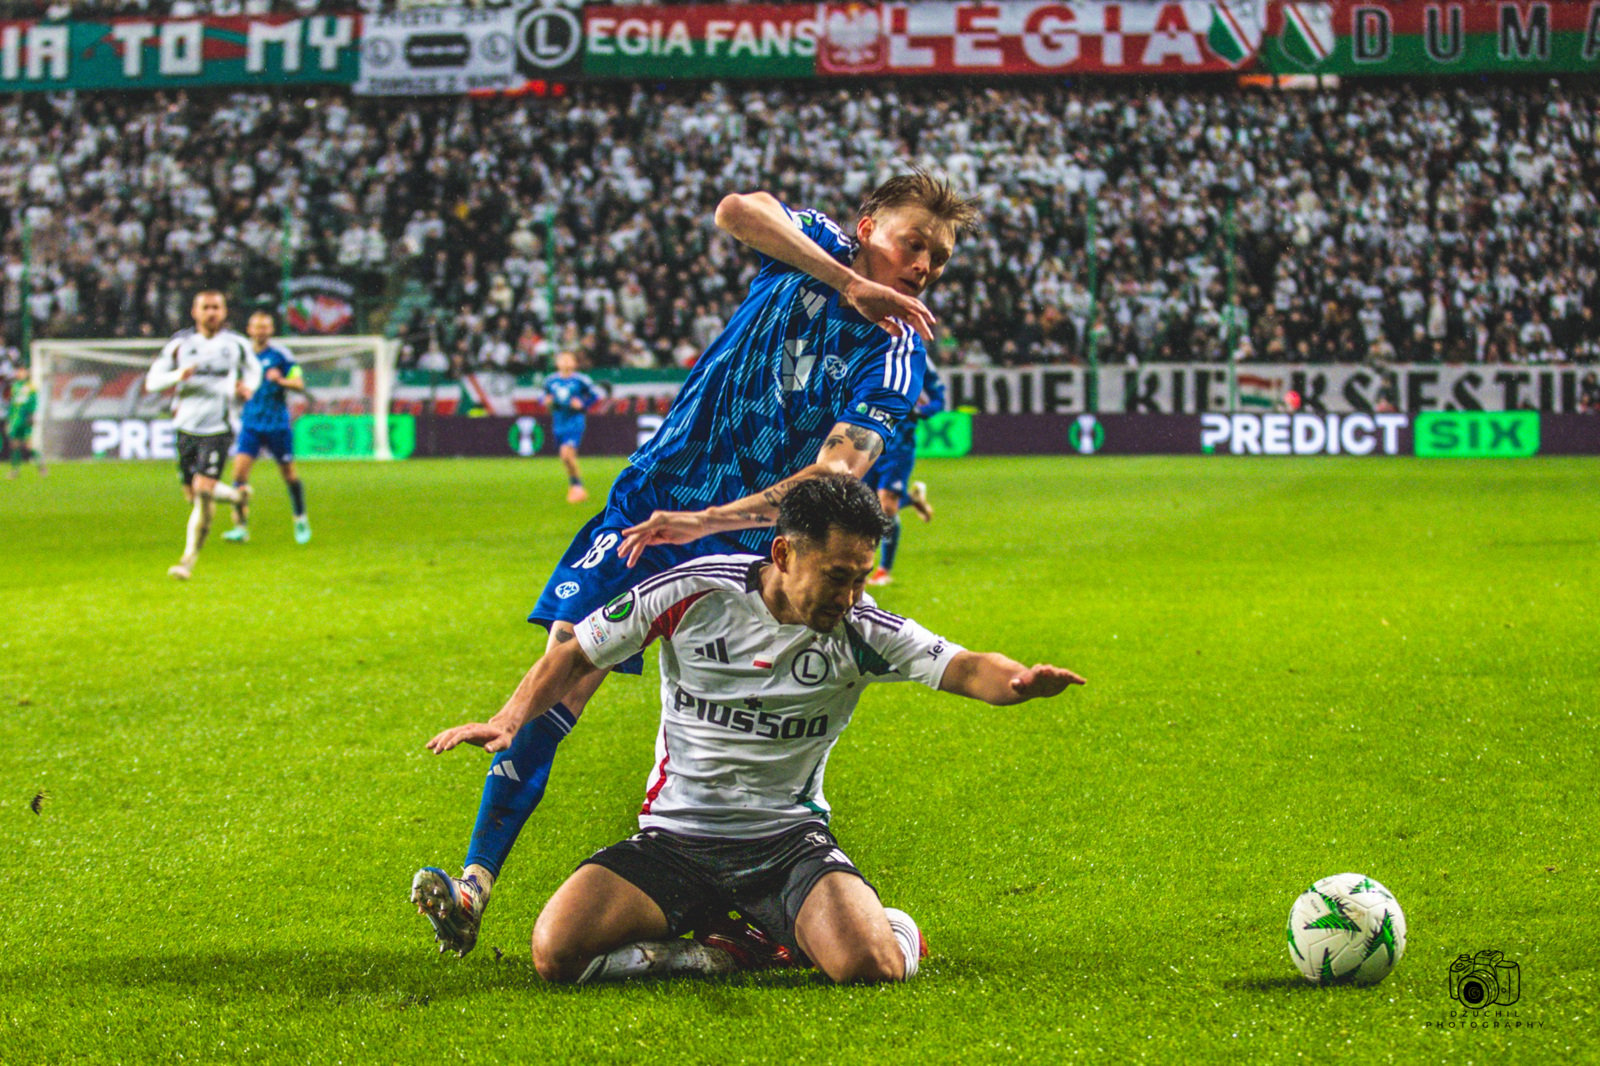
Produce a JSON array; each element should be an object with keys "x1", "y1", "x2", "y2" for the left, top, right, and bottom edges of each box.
[{"x1": 858, "y1": 168, "x2": 980, "y2": 234}]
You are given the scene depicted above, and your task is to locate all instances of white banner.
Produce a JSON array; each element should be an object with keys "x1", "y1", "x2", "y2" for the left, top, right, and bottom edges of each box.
[
  {"x1": 356, "y1": 6, "x2": 519, "y2": 96},
  {"x1": 943, "y1": 364, "x2": 1596, "y2": 415}
]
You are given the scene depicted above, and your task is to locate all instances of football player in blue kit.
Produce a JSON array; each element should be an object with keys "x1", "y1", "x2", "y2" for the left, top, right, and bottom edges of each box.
[
  {"x1": 866, "y1": 364, "x2": 946, "y2": 586},
  {"x1": 223, "y1": 311, "x2": 310, "y2": 545},
  {"x1": 541, "y1": 350, "x2": 603, "y2": 504},
  {"x1": 412, "y1": 171, "x2": 979, "y2": 957}
]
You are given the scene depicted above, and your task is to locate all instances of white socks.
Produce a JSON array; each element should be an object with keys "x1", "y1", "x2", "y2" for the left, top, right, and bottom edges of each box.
[
  {"x1": 210, "y1": 482, "x2": 242, "y2": 504},
  {"x1": 184, "y1": 495, "x2": 214, "y2": 560},
  {"x1": 883, "y1": 908, "x2": 922, "y2": 980},
  {"x1": 578, "y1": 910, "x2": 924, "y2": 984},
  {"x1": 578, "y1": 940, "x2": 740, "y2": 983},
  {"x1": 463, "y1": 864, "x2": 495, "y2": 898}
]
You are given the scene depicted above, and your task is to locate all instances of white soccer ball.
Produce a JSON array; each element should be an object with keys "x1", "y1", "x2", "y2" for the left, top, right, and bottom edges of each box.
[{"x1": 1286, "y1": 873, "x2": 1406, "y2": 986}]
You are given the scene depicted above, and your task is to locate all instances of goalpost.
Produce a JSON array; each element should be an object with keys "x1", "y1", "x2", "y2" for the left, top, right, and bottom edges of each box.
[{"x1": 32, "y1": 335, "x2": 399, "y2": 462}]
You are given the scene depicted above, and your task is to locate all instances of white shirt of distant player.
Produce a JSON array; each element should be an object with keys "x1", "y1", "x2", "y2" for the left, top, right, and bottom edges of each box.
[
  {"x1": 144, "y1": 328, "x2": 261, "y2": 436},
  {"x1": 575, "y1": 554, "x2": 964, "y2": 839}
]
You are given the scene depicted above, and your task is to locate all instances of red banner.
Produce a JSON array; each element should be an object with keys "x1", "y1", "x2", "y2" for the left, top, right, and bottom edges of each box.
[{"x1": 815, "y1": 1, "x2": 1257, "y2": 75}]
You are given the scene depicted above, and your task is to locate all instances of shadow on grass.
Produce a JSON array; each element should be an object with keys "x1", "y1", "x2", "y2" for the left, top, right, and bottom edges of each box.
[
  {"x1": 1, "y1": 945, "x2": 985, "y2": 1003},
  {"x1": 0, "y1": 946, "x2": 539, "y2": 1004},
  {"x1": 1223, "y1": 974, "x2": 1365, "y2": 993}
]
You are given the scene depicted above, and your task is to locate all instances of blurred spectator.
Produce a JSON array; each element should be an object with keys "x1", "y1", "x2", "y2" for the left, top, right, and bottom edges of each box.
[
  {"x1": 1, "y1": 80, "x2": 1597, "y2": 368},
  {"x1": 1579, "y1": 371, "x2": 1600, "y2": 413}
]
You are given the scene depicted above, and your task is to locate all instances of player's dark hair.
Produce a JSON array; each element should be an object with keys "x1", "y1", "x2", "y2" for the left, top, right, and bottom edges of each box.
[
  {"x1": 859, "y1": 167, "x2": 980, "y2": 234},
  {"x1": 776, "y1": 474, "x2": 894, "y2": 550}
]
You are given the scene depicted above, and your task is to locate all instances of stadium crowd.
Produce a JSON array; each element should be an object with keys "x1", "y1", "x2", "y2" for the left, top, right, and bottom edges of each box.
[{"x1": 2, "y1": 79, "x2": 1598, "y2": 369}]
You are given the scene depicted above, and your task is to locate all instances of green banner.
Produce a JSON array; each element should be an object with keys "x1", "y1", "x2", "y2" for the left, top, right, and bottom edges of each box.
[
  {"x1": 914, "y1": 411, "x2": 973, "y2": 458},
  {"x1": 294, "y1": 414, "x2": 416, "y2": 460},
  {"x1": 1414, "y1": 412, "x2": 1540, "y2": 458},
  {"x1": 0, "y1": 15, "x2": 358, "y2": 92},
  {"x1": 577, "y1": 5, "x2": 815, "y2": 78},
  {"x1": 1262, "y1": 2, "x2": 1600, "y2": 76}
]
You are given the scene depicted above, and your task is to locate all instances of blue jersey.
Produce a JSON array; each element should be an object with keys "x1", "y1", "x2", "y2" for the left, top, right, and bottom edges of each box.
[
  {"x1": 241, "y1": 345, "x2": 297, "y2": 433},
  {"x1": 547, "y1": 371, "x2": 601, "y2": 428},
  {"x1": 543, "y1": 373, "x2": 601, "y2": 422},
  {"x1": 629, "y1": 204, "x2": 927, "y2": 548},
  {"x1": 871, "y1": 366, "x2": 946, "y2": 491}
]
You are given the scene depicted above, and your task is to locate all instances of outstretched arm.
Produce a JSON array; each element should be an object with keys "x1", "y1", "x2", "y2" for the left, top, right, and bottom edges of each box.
[
  {"x1": 616, "y1": 419, "x2": 883, "y2": 567},
  {"x1": 145, "y1": 347, "x2": 192, "y2": 393},
  {"x1": 938, "y1": 651, "x2": 1086, "y2": 706},
  {"x1": 715, "y1": 192, "x2": 935, "y2": 341},
  {"x1": 426, "y1": 637, "x2": 603, "y2": 754}
]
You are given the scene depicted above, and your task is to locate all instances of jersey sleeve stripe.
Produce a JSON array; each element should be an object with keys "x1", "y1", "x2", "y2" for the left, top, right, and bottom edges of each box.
[
  {"x1": 633, "y1": 563, "x2": 752, "y2": 598},
  {"x1": 644, "y1": 590, "x2": 713, "y2": 646},
  {"x1": 855, "y1": 606, "x2": 907, "y2": 632},
  {"x1": 633, "y1": 559, "x2": 755, "y2": 589},
  {"x1": 882, "y1": 332, "x2": 912, "y2": 393}
]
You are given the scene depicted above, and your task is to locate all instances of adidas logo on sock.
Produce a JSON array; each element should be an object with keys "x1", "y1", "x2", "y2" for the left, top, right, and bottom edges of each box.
[{"x1": 692, "y1": 637, "x2": 730, "y2": 663}]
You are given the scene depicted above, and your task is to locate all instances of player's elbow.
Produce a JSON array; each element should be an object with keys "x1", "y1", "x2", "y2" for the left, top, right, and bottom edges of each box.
[
  {"x1": 714, "y1": 193, "x2": 752, "y2": 234},
  {"x1": 817, "y1": 454, "x2": 860, "y2": 478},
  {"x1": 715, "y1": 192, "x2": 779, "y2": 236}
]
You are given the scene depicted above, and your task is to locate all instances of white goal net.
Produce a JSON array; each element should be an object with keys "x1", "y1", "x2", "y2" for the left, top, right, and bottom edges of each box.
[{"x1": 32, "y1": 335, "x2": 399, "y2": 462}]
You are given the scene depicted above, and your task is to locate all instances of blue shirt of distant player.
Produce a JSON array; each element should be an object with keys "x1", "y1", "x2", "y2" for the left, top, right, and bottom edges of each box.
[
  {"x1": 625, "y1": 203, "x2": 928, "y2": 554},
  {"x1": 241, "y1": 345, "x2": 296, "y2": 432},
  {"x1": 543, "y1": 373, "x2": 602, "y2": 448}
]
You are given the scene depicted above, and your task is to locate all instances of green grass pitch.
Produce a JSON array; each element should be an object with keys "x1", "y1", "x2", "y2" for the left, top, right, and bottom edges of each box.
[{"x1": 1, "y1": 456, "x2": 1594, "y2": 1062}]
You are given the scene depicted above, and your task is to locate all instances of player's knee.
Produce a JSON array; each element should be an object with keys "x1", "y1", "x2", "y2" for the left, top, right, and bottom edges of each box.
[
  {"x1": 530, "y1": 918, "x2": 585, "y2": 983},
  {"x1": 823, "y1": 939, "x2": 905, "y2": 984}
]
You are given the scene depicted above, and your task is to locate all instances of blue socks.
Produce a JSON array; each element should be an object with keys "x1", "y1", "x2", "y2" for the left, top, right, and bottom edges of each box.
[
  {"x1": 880, "y1": 517, "x2": 902, "y2": 572},
  {"x1": 287, "y1": 478, "x2": 306, "y2": 518},
  {"x1": 463, "y1": 703, "x2": 576, "y2": 877}
]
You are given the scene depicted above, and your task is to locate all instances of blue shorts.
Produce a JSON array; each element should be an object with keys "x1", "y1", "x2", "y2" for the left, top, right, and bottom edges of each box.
[
  {"x1": 529, "y1": 466, "x2": 772, "y2": 675},
  {"x1": 236, "y1": 426, "x2": 294, "y2": 463},
  {"x1": 866, "y1": 437, "x2": 915, "y2": 504},
  {"x1": 553, "y1": 414, "x2": 586, "y2": 450}
]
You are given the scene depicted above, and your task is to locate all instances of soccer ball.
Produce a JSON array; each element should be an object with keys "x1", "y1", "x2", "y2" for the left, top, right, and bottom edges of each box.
[{"x1": 1286, "y1": 873, "x2": 1406, "y2": 986}]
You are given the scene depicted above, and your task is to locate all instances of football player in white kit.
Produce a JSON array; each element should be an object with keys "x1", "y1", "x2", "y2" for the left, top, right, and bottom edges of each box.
[
  {"x1": 144, "y1": 291, "x2": 261, "y2": 580},
  {"x1": 427, "y1": 474, "x2": 1084, "y2": 984}
]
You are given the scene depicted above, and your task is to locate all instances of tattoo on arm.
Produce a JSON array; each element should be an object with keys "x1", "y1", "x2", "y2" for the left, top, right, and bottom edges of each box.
[
  {"x1": 844, "y1": 424, "x2": 883, "y2": 461},
  {"x1": 554, "y1": 629, "x2": 575, "y2": 644}
]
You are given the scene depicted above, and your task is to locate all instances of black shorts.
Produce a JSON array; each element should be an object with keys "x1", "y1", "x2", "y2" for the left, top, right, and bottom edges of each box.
[
  {"x1": 176, "y1": 431, "x2": 232, "y2": 484},
  {"x1": 581, "y1": 822, "x2": 874, "y2": 961}
]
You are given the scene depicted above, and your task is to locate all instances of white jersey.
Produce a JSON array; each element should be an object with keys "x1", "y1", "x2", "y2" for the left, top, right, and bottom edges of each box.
[
  {"x1": 145, "y1": 328, "x2": 261, "y2": 436},
  {"x1": 575, "y1": 554, "x2": 964, "y2": 838}
]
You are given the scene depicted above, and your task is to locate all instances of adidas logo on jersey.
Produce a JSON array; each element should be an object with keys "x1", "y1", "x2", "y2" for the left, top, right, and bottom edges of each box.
[{"x1": 692, "y1": 637, "x2": 731, "y2": 664}]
